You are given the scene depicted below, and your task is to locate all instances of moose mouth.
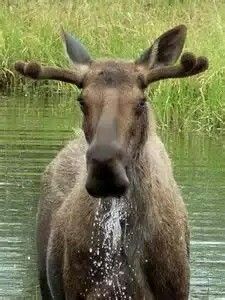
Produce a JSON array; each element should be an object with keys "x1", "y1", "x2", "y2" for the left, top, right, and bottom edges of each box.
[{"x1": 85, "y1": 160, "x2": 129, "y2": 198}]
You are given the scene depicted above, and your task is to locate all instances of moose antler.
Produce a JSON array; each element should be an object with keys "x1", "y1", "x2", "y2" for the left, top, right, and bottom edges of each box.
[
  {"x1": 14, "y1": 61, "x2": 88, "y2": 87},
  {"x1": 146, "y1": 52, "x2": 208, "y2": 84}
]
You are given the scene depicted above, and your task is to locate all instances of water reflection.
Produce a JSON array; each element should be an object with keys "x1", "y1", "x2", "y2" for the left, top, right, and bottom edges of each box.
[
  {"x1": 0, "y1": 94, "x2": 224, "y2": 298},
  {"x1": 165, "y1": 133, "x2": 225, "y2": 298}
]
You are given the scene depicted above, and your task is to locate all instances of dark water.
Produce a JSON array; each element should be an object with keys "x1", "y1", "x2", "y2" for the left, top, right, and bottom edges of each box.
[{"x1": 0, "y1": 94, "x2": 224, "y2": 299}]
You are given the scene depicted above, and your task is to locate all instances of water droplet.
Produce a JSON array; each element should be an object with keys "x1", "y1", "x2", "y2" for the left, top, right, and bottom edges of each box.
[{"x1": 107, "y1": 279, "x2": 112, "y2": 286}]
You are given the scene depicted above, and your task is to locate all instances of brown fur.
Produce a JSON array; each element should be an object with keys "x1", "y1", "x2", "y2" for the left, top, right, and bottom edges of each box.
[
  {"x1": 36, "y1": 61, "x2": 190, "y2": 300},
  {"x1": 13, "y1": 25, "x2": 208, "y2": 300}
]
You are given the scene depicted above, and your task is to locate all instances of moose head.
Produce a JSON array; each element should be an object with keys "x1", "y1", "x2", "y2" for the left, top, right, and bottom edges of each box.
[{"x1": 15, "y1": 25, "x2": 208, "y2": 198}]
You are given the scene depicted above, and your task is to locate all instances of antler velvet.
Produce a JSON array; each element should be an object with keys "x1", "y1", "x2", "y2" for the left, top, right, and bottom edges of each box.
[
  {"x1": 14, "y1": 61, "x2": 86, "y2": 87},
  {"x1": 146, "y1": 52, "x2": 208, "y2": 84}
]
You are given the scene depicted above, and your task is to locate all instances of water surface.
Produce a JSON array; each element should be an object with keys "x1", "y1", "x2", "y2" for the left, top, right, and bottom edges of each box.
[{"x1": 0, "y1": 94, "x2": 224, "y2": 299}]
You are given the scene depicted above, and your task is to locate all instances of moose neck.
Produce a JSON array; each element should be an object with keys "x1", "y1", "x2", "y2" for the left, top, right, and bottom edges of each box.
[{"x1": 126, "y1": 148, "x2": 150, "y2": 226}]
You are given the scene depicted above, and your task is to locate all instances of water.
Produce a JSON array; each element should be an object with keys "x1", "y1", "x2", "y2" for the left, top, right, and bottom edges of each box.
[
  {"x1": 87, "y1": 198, "x2": 132, "y2": 299},
  {"x1": 0, "y1": 94, "x2": 225, "y2": 299}
]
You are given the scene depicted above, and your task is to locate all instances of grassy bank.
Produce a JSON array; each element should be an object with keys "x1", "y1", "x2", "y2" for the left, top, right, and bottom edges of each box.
[{"x1": 0, "y1": 0, "x2": 225, "y2": 132}]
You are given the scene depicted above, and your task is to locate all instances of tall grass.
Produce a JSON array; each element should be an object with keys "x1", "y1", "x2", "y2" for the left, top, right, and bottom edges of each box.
[{"x1": 0, "y1": 0, "x2": 225, "y2": 132}]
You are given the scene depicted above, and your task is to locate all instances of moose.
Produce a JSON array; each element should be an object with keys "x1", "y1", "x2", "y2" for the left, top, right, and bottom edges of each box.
[{"x1": 15, "y1": 25, "x2": 208, "y2": 299}]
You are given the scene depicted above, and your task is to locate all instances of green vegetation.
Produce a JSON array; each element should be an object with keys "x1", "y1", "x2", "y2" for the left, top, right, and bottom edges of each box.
[{"x1": 0, "y1": 0, "x2": 225, "y2": 132}]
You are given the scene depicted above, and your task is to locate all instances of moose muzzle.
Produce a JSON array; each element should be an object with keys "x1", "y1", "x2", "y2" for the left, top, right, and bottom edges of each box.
[{"x1": 86, "y1": 142, "x2": 129, "y2": 198}]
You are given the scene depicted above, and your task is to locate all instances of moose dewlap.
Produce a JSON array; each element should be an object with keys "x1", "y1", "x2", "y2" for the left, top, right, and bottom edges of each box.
[{"x1": 15, "y1": 25, "x2": 208, "y2": 299}]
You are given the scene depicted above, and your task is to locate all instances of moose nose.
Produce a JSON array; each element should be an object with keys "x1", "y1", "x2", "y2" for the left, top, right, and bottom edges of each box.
[
  {"x1": 86, "y1": 142, "x2": 126, "y2": 165},
  {"x1": 85, "y1": 161, "x2": 129, "y2": 198},
  {"x1": 86, "y1": 142, "x2": 129, "y2": 198}
]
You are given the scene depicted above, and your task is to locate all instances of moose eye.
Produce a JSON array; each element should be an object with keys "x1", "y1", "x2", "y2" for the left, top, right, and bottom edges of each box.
[
  {"x1": 77, "y1": 96, "x2": 88, "y2": 114},
  {"x1": 136, "y1": 98, "x2": 146, "y2": 115}
]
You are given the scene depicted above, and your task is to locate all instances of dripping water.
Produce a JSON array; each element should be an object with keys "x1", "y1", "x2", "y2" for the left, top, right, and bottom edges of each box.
[{"x1": 86, "y1": 198, "x2": 135, "y2": 299}]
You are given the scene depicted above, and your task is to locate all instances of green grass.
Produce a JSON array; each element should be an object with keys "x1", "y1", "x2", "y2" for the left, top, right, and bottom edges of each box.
[{"x1": 0, "y1": 0, "x2": 225, "y2": 132}]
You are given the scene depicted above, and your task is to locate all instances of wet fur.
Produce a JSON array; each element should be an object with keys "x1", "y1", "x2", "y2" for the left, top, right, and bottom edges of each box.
[
  {"x1": 35, "y1": 26, "x2": 194, "y2": 300},
  {"x1": 14, "y1": 24, "x2": 208, "y2": 300},
  {"x1": 37, "y1": 115, "x2": 189, "y2": 299}
]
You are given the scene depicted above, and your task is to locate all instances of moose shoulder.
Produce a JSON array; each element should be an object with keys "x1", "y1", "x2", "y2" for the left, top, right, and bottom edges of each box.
[{"x1": 15, "y1": 25, "x2": 208, "y2": 300}]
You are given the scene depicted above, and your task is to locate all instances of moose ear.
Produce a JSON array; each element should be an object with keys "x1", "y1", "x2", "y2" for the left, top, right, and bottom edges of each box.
[
  {"x1": 136, "y1": 25, "x2": 187, "y2": 68},
  {"x1": 61, "y1": 28, "x2": 92, "y2": 65}
]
